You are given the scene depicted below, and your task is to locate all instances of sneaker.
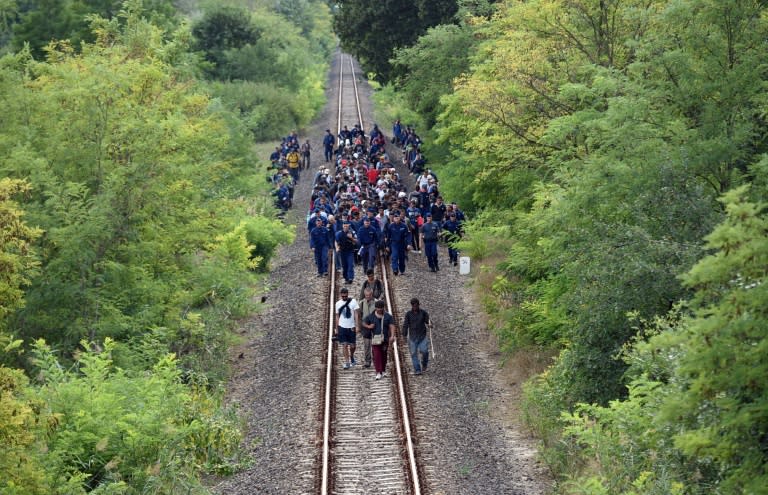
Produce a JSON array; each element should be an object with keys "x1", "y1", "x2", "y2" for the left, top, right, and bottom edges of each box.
[
  {"x1": 375, "y1": 373, "x2": 382, "y2": 380},
  {"x1": 393, "y1": 271, "x2": 398, "y2": 276},
  {"x1": 343, "y1": 362, "x2": 350, "y2": 370},
  {"x1": 413, "y1": 370, "x2": 422, "y2": 376},
  {"x1": 363, "y1": 364, "x2": 371, "y2": 368},
  {"x1": 351, "y1": 357, "x2": 357, "y2": 366}
]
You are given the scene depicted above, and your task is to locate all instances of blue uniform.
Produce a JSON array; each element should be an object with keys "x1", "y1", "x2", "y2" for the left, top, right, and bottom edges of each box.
[
  {"x1": 310, "y1": 225, "x2": 331, "y2": 275},
  {"x1": 307, "y1": 212, "x2": 328, "y2": 233},
  {"x1": 421, "y1": 220, "x2": 441, "y2": 271},
  {"x1": 357, "y1": 222, "x2": 380, "y2": 272},
  {"x1": 386, "y1": 220, "x2": 412, "y2": 274},
  {"x1": 323, "y1": 132, "x2": 335, "y2": 162},
  {"x1": 442, "y1": 218, "x2": 461, "y2": 265},
  {"x1": 336, "y1": 228, "x2": 358, "y2": 282}
]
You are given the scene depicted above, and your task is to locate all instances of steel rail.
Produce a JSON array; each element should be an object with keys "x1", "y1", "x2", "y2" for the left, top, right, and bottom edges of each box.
[
  {"x1": 319, "y1": 52, "x2": 346, "y2": 495},
  {"x1": 380, "y1": 256, "x2": 423, "y2": 495}
]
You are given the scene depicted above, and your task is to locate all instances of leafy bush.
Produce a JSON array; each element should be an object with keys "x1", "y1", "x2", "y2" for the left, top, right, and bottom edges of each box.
[{"x1": 28, "y1": 339, "x2": 245, "y2": 494}]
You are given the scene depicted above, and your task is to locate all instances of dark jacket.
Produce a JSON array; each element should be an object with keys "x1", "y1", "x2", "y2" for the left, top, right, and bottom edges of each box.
[{"x1": 402, "y1": 309, "x2": 430, "y2": 342}]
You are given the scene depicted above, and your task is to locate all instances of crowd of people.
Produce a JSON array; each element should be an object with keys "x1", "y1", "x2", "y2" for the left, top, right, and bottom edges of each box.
[
  {"x1": 309, "y1": 122, "x2": 466, "y2": 281},
  {"x1": 269, "y1": 122, "x2": 464, "y2": 378}
]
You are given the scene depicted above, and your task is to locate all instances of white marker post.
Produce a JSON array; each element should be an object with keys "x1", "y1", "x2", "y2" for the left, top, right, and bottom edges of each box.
[{"x1": 459, "y1": 256, "x2": 471, "y2": 275}]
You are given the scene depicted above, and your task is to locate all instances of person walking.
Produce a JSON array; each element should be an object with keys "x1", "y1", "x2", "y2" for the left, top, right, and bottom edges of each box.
[
  {"x1": 323, "y1": 129, "x2": 335, "y2": 162},
  {"x1": 358, "y1": 287, "x2": 376, "y2": 368},
  {"x1": 300, "y1": 139, "x2": 311, "y2": 169},
  {"x1": 335, "y1": 287, "x2": 359, "y2": 369},
  {"x1": 356, "y1": 216, "x2": 379, "y2": 273},
  {"x1": 420, "y1": 212, "x2": 441, "y2": 272},
  {"x1": 335, "y1": 221, "x2": 358, "y2": 284},
  {"x1": 286, "y1": 146, "x2": 301, "y2": 183},
  {"x1": 362, "y1": 299, "x2": 395, "y2": 380},
  {"x1": 442, "y1": 211, "x2": 462, "y2": 266},
  {"x1": 309, "y1": 217, "x2": 331, "y2": 276},
  {"x1": 401, "y1": 297, "x2": 431, "y2": 375},
  {"x1": 385, "y1": 210, "x2": 412, "y2": 275},
  {"x1": 359, "y1": 268, "x2": 383, "y2": 300}
]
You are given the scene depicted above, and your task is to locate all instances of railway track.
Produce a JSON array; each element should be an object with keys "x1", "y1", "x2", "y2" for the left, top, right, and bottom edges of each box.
[{"x1": 316, "y1": 54, "x2": 425, "y2": 495}]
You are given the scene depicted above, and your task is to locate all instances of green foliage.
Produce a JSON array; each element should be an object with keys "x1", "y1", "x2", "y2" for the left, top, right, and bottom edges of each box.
[
  {"x1": 333, "y1": 0, "x2": 458, "y2": 82},
  {"x1": 0, "y1": 178, "x2": 40, "y2": 366},
  {"x1": 241, "y1": 215, "x2": 295, "y2": 272},
  {"x1": 27, "y1": 338, "x2": 244, "y2": 494},
  {"x1": 0, "y1": 366, "x2": 50, "y2": 494},
  {"x1": 661, "y1": 185, "x2": 768, "y2": 492},
  {"x1": 11, "y1": 0, "x2": 178, "y2": 59},
  {"x1": 191, "y1": 5, "x2": 260, "y2": 80},
  {"x1": 192, "y1": 3, "x2": 332, "y2": 139},
  {"x1": 377, "y1": 0, "x2": 768, "y2": 488},
  {"x1": 0, "y1": 0, "x2": 317, "y2": 491},
  {"x1": 392, "y1": 23, "x2": 475, "y2": 126},
  {"x1": 556, "y1": 186, "x2": 768, "y2": 493}
]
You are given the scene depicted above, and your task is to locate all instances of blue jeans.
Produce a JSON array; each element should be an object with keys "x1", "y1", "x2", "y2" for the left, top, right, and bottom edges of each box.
[{"x1": 408, "y1": 337, "x2": 429, "y2": 373}]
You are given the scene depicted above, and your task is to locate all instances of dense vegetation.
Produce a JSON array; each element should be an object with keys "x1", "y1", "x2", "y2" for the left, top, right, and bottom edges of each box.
[
  {"x1": 337, "y1": 0, "x2": 768, "y2": 492},
  {"x1": 0, "y1": 0, "x2": 332, "y2": 493}
]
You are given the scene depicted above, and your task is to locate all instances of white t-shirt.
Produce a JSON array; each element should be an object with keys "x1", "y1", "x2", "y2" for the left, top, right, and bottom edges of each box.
[{"x1": 336, "y1": 297, "x2": 359, "y2": 328}]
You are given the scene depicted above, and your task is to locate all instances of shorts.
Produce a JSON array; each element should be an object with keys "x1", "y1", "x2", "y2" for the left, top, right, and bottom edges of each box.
[{"x1": 337, "y1": 326, "x2": 356, "y2": 345}]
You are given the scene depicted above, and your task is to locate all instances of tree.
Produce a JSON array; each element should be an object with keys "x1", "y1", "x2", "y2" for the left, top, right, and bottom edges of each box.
[
  {"x1": 191, "y1": 5, "x2": 260, "y2": 79},
  {"x1": 11, "y1": 0, "x2": 177, "y2": 58},
  {"x1": 661, "y1": 185, "x2": 768, "y2": 492},
  {"x1": 561, "y1": 185, "x2": 768, "y2": 493},
  {"x1": 333, "y1": 0, "x2": 458, "y2": 82},
  {"x1": 392, "y1": 23, "x2": 475, "y2": 126}
]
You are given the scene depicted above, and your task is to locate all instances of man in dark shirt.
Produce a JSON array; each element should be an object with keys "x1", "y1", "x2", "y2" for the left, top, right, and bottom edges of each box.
[
  {"x1": 323, "y1": 129, "x2": 335, "y2": 162},
  {"x1": 401, "y1": 298, "x2": 431, "y2": 375},
  {"x1": 430, "y1": 196, "x2": 447, "y2": 228},
  {"x1": 309, "y1": 217, "x2": 331, "y2": 276},
  {"x1": 420, "y1": 213, "x2": 441, "y2": 272}
]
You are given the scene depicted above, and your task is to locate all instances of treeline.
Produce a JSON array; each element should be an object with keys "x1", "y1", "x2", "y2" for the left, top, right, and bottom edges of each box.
[
  {"x1": 0, "y1": 0, "x2": 332, "y2": 493},
  {"x1": 335, "y1": 0, "x2": 768, "y2": 493}
]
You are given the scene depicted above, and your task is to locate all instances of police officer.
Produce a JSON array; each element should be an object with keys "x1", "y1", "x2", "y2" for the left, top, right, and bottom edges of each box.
[
  {"x1": 385, "y1": 210, "x2": 412, "y2": 275},
  {"x1": 420, "y1": 212, "x2": 441, "y2": 272},
  {"x1": 442, "y1": 211, "x2": 462, "y2": 266},
  {"x1": 309, "y1": 217, "x2": 331, "y2": 276},
  {"x1": 323, "y1": 129, "x2": 335, "y2": 162},
  {"x1": 357, "y1": 216, "x2": 379, "y2": 273}
]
